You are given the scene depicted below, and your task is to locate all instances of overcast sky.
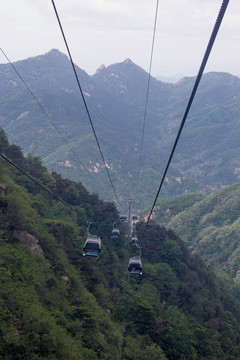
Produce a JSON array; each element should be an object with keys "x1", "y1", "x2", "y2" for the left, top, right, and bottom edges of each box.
[{"x1": 1, "y1": 0, "x2": 240, "y2": 78}]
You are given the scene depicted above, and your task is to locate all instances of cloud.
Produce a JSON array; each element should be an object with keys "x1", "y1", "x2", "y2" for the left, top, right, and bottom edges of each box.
[{"x1": 1, "y1": 0, "x2": 239, "y2": 77}]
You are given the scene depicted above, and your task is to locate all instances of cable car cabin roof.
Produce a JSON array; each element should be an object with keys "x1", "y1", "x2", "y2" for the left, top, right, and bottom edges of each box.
[
  {"x1": 128, "y1": 257, "x2": 142, "y2": 266},
  {"x1": 128, "y1": 257, "x2": 142, "y2": 275},
  {"x1": 112, "y1": 228, "x2": 120, "y2": 234},
  {"x1": 131, "y1": 236, "x2": 138, "y2": 241},
  {"x1": 84, "y1": 235, "x2": 101, "y2": 245}
]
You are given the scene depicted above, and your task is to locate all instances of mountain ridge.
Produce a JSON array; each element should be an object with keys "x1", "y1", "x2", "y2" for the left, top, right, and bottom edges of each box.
[{"x1": 1, "y1": 49, "x2": 240, "y2": 209}]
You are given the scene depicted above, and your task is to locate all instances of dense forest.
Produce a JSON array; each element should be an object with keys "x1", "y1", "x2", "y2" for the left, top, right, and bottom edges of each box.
[
  {"x1": 148, "y1": 186, "x2": 240, "y2": 289},
  {"x1": 1, "y1": 128, "x2": 240, "y2": 359}
]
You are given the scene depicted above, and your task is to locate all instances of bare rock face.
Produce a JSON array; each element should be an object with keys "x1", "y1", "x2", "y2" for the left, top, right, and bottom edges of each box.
[
  {"x1": 0, "y1": 183, "x2": 6, "y2": 195},
  {"x1": 14, "y1": 231, "x2": 43, "y2": 255}
]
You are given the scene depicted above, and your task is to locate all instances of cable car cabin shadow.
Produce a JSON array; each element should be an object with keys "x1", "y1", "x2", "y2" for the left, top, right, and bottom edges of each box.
[
  {"x1": 111, "y1": 228, "x2": 120, "y2": 239},
  {"x1": 83, "y1": 235, "x2": 101, "y2": 258},
  {"x1": 128, "y1": 257, "x2": 142, "y2": 275}
]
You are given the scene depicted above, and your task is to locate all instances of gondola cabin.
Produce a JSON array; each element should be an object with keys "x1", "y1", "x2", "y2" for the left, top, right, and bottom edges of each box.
[
  {"x1": 120, "y1": 215, "x2": 128, "y2": 221},
  {"x1": 83, "y1": 235, "x2": 101, "y2": 257},
  {"x1": 111, "y1": 228, "x2": 120, "y2": 239},
  {"x1": 128, "y1": 257, "x2": 142, "y2": 275},
  {"x1": 130, "y1": 236, "x2": 138, "y2": 246}
]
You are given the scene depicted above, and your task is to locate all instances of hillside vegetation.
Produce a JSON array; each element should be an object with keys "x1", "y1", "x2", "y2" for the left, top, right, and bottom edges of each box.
[
  {"x1": 147, "y1": 185, "x2": 240, "y2": 285},
  {"x1": 1, "y1": 128, "x2": 240, "y2": 359},
  {"x1": 1, "y1": 50, "x2": 240, "y2": 208}
]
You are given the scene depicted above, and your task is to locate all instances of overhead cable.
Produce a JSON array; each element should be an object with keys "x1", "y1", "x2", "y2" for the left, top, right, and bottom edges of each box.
[
  {"x1": 0, "y1": 152, "x2": 80, "y2": 215},
  {"x1": 0, "y1": 48, "x2": 104, "y2": 193},
  {"x1": 51, "y1": 0, "x2": 121, "y2": 205},
  {"x1": 138, "y1": 0, "x2": 159, "y2": 177},
  {"x1": 142, "y1": 0, "x2": 230, "y2": 236}
]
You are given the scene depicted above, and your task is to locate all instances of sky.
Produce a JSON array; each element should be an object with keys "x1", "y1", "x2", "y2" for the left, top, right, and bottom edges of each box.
[{"x1": 1, "y1": 0, "x2": 240, "y2": 78}]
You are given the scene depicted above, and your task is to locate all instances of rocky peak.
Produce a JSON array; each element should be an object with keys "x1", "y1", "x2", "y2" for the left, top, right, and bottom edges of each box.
[
  {"x1": 0, "y1": 183, "x2": 6, "y2": 195},
  {"x1": 95, "y1": 64, "x2": 106, "y2": 74},
  {"x1": 123, "y1": 58, "x2": 133, "y2": 64}
]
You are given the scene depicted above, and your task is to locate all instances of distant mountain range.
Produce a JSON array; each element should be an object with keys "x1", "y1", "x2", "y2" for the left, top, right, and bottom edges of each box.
[
  {"x1": 1, "y1": 49, "x2": 240, "y2": 209},
  {"x1": 156, "y1": 74, "x2": 186, "y2": 83}
]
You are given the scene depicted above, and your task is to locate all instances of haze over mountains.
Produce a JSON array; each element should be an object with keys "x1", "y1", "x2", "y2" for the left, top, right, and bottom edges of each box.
[
  {"x1": 156, "y1": 74, "x2": 186, "y2": 83},
  {"x1": 1, "y1": 49, "x2": 240, "y2": 209}
]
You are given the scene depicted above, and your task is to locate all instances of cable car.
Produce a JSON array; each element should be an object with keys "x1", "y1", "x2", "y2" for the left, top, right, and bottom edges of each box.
[
  {"x1": 120, "y1": 215, "x2": 127, "y2": 221},
  {"x1": 130, "y1": 236, "x2": 138, "y2": 246},
  {"x1": 128, "y1": 257, "x2": 142, "y2": 275},
  {"x1": 111, "y1": 228, "x2": 120, "y2": 239},
  {"x1": 83, "y1": 235, "x2": 101, "y2": 257}
]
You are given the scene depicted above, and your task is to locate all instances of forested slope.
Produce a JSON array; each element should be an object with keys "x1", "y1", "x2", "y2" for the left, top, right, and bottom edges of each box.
[
  {"x1": 1, "y1": 128, "x2": 240, "y2": 359},
  {"x1": 159, "y1": 184, "x2": 240, "y2": 284},
  {"x1": 146, "y1": 185, "x2": 240, "y2": 289}
]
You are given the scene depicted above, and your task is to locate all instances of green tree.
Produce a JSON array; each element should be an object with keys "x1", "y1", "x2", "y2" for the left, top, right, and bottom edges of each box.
[{"x1": 160, "y1": 306, "x2": 197, "y2": 360}]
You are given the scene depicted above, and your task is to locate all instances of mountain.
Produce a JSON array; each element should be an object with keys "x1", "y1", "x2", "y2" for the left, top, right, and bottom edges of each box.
[
  {"x1": 2, "y1": 128, "x2": 240, "y2": 359},
  {"x1": 1, "y1": 49, "x2": 240, "y2": 210},
  {"x1": 144, "y1": 183, "x2": 240, "y2": 285}
]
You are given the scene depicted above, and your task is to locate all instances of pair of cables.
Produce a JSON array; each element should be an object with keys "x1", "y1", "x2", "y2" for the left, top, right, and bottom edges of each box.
[
  {"x1": 142, "y1": 0, "x2": 230, "y2": 237},
  {"x1": 51, "y1": 0, "x2": 120, "y2": 206}
]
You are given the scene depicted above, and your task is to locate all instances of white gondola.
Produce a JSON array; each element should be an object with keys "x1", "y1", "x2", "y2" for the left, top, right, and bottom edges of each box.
[
  {"x1": 83, "y1": 235, "x2": 101, "y2": 257},
  {"x1": 120, "y1": 215, "x2": 128, "y2": 221},
  {"x1": 128, "y1": 257, "x2": 142, "y2": 275},
  {"x1": 111, "y1": 228, "x2": 120, "y2": 239},
  {"x1": 130, "y1": 236, "x2": 139, "y2": 246}
]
